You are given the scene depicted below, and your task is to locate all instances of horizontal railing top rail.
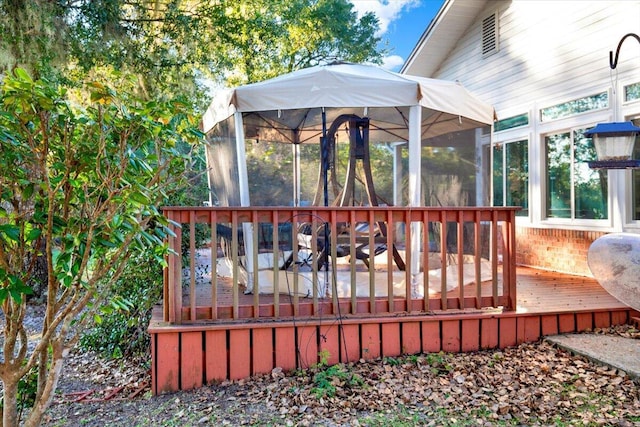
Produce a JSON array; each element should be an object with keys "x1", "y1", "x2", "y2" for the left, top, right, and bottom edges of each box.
[{"x1": 161, "y1": 206, "x2": 519, "y2": 324}]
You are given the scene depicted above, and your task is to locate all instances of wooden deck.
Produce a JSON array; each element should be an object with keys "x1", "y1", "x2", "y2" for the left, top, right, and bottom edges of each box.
[{"x1": 149, "y1": 266, "x2": 638, "y2": 395}]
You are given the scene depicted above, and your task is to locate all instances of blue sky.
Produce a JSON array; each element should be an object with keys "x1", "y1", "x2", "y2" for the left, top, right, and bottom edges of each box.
[{"x1": 350, "y1": 0, "x2": 445, "y2": 71}]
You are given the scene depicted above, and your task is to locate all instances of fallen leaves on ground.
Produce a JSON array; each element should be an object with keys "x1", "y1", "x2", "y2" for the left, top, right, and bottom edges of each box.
[{"x1": 41, "y1": 325, "x2": 640, "y2": 426}]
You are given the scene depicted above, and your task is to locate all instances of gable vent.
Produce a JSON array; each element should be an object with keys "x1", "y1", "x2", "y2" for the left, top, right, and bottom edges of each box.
[{"x1": 482, "y1": 13, "x2": 498, "y2": 57}]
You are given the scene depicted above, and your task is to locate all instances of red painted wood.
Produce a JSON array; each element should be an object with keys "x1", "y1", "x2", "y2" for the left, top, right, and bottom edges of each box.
[
  {"x1": 499, "y1": 317, "x2": 517, "y2": 348},
  {"x1": 319, "y1": 325, "x2": 340, "y2": 366},
  {"x1": 576, "y1": 312, "x2": 593, "y2": 331},
  {"x1": 252, "y1": 328, "x2": 273, "y2": 375},
  {"x1": 514, "y1": 316, "x2": 525, "y2": 345},
  {"x1": 275, "y1": 327, "x2": 297, "y2": 372},
  {"x1": 441, "y1": 320, "x2": 461, "y2": 352},
  {"x1": 155, "y1": 333, "x2": 179, "y2": 394},
  {"x1": 163, "y1": 206, "x2": 520, "y2": 322},
  {"x1": 340, "y1": 324, "x2": 361, "y2": 364},
  {"x1": 229, "y1": 329, "x2": 251, "y2": 380},
  {"x1": 361, "y1": 323, "x2": 381, "y2": 360},
  {"x1": 611, "y1": 310, "x2": 628, "y2": 326},
  {"x1": 558, "y1": 313, "x2": 575, "y2": 333},
  {"x1": 151, "y1": 334, "x2": 157, "y2": 394},
  {"x1": 461, "y1": 319, "x2": 480, "y2": 352},
  {"x1": 205, "y1": 330, "x2": 227, "y2": 383},
  {"x1": 522, "y1": 317, "x2": 541, "y2": 343},
  {"x1": 540, "y1": 315, "x2": 558, "y2": 336},
  {"x1": 421, "y1": 321, "x2": 441, "y2": 353},
  {"x1": 381, "y1": 323, "x2": 401, "y2": 357},
  {"x1": 180, "y1": 332, "x2": 203, "y2": 390},
  {"x1": 480, "y1": 318, "x2": 498, "y2": 349},
  {"x1": 594, "y1": 311, "x2": 611, "y2": 329},
  {"x1": 297, "y1": 325, "x2": 318, "y2": 370},
  {"x1": 401, "y1": 322, "x2": 421, "y2": 355}
]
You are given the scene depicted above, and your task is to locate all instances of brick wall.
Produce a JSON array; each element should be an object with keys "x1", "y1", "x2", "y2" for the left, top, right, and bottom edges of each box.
[{"x1": 515, "y1": 227, "x2": 606, "y2": 277}]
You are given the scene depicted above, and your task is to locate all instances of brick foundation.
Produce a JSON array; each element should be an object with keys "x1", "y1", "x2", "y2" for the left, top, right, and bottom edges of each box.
[{"x1": 516, "y1": 227, "x2": 606, "y2": 276}]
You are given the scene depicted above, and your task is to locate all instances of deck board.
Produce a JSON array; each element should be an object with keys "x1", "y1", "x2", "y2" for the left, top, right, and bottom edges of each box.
[
  {"x1": 514, "y1": 268, "x2": 627, "y2": 313},
  {"x1": 181, "y1": 267, "x2": 628, "y2": 319},
  {"x1": 151, "y1": 267, "x2": 637, "y2": 395}
]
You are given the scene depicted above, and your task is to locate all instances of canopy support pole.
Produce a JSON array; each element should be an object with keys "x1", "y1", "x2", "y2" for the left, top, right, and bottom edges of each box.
[
  {"x1": 293, "y1": 142, "x2": 301, "y2": 206},
  {"x1": 408, "y1": 106, "x2": 422, "y2": 296},
  {"x1": 235, "y1": 112, "x2": 256, "y2": 286}
]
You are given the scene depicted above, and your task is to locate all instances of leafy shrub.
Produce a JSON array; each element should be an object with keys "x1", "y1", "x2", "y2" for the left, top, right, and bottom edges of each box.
[{"x1": 80, "y1": 252, "x2": 163, "y2": 359}]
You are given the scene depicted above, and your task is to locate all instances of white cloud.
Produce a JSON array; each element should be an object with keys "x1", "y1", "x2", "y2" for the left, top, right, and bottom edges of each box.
[
  {"x1": 380, "y1": 55, "x2": 404, "y2": 70},
  {"x1": 350, "y1": 0, "x2": 421, "y2": 35},
  {"x1": 350, "y1": 0, "x2": 422, "y2": 71}
]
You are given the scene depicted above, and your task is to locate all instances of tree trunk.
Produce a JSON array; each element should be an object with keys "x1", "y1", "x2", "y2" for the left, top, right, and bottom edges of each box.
[
  {"x1": 27, "y1": 252, "x2": 48, "y2": 303},
  {"x1": 1, "y1": 376, "x2": 19, "y2": 427},
  {"x1": 23, "y1": 346, "x2": 65, "y2": 427}
]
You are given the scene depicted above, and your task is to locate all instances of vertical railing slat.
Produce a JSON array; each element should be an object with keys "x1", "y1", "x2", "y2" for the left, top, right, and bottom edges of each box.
[
  {"x1": 504, "y1": 209, "x2": 517, "y2": 310},
  {"x1": 474, "y1": 211, "x2": 482, "y2": 309},
  {"x1": 440, "y1": 211, "x2": 448, "y2": 310},
  {"x1": 252, "y1": 211, "x2": 259, "y2": 318},
  {"x1": 422, "y1": 210, "x2": 430, "y2": 312},
  {"x1": 166, "y1": 210, "x2": 175, "y2": 323},
  {"x1": 272, "y1": 211, "x2": 280, "y2": 318},
  {"x1": 210, "y1": 210, "x2": 218, "y2": 320},
  {"x1": 231, "y1": 211, "x2": 239, "y2": 319},
  {"x1": 368, "y1": 209, "x2": 376, "y2": 314},
  {"x1": 386, "y1": 209, "x2": 394, "y2": 311},
  {"x1": 330, "y1": 210, "x2": 339, "y2": 315},
  {"x1": 404, "y1": 210, "x2": 412, "y2": 311},
  {"x1": 173, "y1": 214, "x2": 183, "y2": 323},
  {"x1": 491, "y1": 210, "x2": 499, "y2": 308},
  {"x1": 349, "y1": 211, "x2": 357, "y2": 314},
  {"x1": 311, "y1": 213, "x2": 319, "y2": 314},
  {"x1": 189, "y1": 210, "x2": 197, "y2": 321},
  {"x1": 457, "y1": 211, "x2": 464, "y2": 309},
  {"x1": 291, "y1": 209, "x2": 300, "y2": 317}
]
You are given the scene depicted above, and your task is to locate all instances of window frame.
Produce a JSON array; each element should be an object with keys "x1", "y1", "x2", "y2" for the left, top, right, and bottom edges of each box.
[{"x1": 541, "y1": 125, "x2": 611, "y2": 226}]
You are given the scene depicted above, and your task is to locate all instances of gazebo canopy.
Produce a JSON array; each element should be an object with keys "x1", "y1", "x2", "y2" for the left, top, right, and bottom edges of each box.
[{"x1": 202, "y1": 62, "x2": 494, "y2": 145}]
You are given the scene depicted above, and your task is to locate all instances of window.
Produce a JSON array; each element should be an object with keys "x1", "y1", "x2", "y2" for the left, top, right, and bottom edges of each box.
[
  {"x1": 545, "y1": 128, "x2": 608, "y2": 220},
  {"x1": 631, "y1": 118, "x2": 640, "y2": 220},
  {"x1": 494, "y1": 113, "x2": 529, "y2": 132},
  {"x1": 625, "y1": 82, "x2": 640, "y2": 102},
  {"x1": 493, "y1": 140, "x2": 528, "y2": 216},
  {"x1": 540, "y1": 92, "x2": 608, "y2": 122},
  {"x1": 482, "y1": 13, "x2": 498, "y2": 57}
]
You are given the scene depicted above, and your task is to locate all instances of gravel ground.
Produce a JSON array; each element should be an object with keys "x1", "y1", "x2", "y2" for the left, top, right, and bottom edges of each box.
[{"x1": 5, "y1": 305, "x2": 640, "y2": 426}]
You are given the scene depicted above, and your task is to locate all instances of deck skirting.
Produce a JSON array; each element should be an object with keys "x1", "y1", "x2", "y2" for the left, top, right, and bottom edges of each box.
[{"x1": 149, "y1": 307, "x2": 637, "y2": 395}]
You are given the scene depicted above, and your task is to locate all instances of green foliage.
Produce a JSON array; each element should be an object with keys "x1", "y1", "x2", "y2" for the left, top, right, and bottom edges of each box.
[
  {"x1": 0, "y1": 0, "x2": 384, "y2": 106},
  {"x1": 424, "y1": 352, "x2": 454, "y2": 375},
  {"x1": 0, "y1": 69, "x2": 201, "y2": 305},
  {"x1": 0, "y1": 68, "x2": 202, "y2": 426},
  {"x1": 310, "y1": 354, "x2": 364, "y2": 399},
  {"x1": 80, "y1": 253, "x2": 163, "y2": 359},
  {"x1": 383, "y1": 356, "x2": 401, "y2": 366},
  {"x1": 221, "y1": 0, "x2": 383, "y2": 86}
]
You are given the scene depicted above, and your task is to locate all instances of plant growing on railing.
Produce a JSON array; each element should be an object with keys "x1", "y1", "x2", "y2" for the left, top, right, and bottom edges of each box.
[{"x1": 0, "y1": 69, "x2": 202, "y2": 427}]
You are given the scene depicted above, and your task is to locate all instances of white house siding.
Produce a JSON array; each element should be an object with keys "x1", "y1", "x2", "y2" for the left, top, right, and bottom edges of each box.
[{"x1": 406, "y1": 0, "x2": 640, "y2": 275}]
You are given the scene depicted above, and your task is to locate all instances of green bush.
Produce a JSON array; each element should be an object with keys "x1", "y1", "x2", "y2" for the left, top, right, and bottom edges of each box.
[{"x1": 80, "y1": 252, "x2": 163, "y2": 359}]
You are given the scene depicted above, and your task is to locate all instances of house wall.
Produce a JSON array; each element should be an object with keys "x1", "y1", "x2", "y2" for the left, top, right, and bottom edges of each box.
[
  {"x1": 408, "y1": 0, "x2": 640, "y2": 275},
  {"x1": 516, "y1": 227, "x2": 606, "y2": 276}
]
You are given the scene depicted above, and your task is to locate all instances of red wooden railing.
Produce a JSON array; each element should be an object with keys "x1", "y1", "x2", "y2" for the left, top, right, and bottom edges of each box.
[{"x1": 161, "y1": 207, "x2": 518, "y2": 323}]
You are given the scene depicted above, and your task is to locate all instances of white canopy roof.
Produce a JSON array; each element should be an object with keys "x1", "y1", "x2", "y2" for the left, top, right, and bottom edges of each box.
[{"x1": 202, "y1": 62, "x2": 494, "y2": 144}]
